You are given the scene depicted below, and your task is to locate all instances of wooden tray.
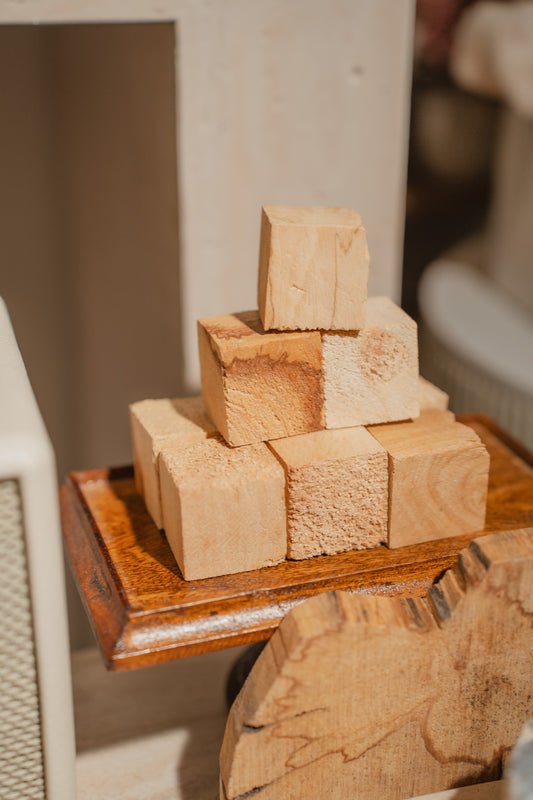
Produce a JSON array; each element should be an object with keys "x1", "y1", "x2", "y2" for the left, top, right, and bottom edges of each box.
[{"x1": 60, "y1": 415, "x2": 533, "y2": 671}]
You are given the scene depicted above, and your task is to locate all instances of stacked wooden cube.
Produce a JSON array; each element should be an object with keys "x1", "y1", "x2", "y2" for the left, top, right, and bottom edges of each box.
[{"x1": 130, "y1": 206, "x2": 490, "y2": 581}]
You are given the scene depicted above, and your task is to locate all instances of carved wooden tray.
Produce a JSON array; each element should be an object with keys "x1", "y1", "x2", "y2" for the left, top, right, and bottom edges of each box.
[{"x1": 60, "y1": 415, "x2": 533, "y2": 670}]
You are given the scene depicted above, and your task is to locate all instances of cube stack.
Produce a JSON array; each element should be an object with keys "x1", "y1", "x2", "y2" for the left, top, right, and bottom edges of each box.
[{"x1": 130, "y1": 205, "x2": 490, "y2": 581}]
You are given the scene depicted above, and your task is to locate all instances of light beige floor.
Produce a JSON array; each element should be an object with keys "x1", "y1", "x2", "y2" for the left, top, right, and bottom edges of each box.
[
  {"x1": 73, "y1": 648, "x2": 505, "y2": 800},
  {"x1": 413, "y1": 784, "x2": 504, "y2": 800},
  {"x1": 73, "y1": 646, "x2": 245, "y2": 800}
]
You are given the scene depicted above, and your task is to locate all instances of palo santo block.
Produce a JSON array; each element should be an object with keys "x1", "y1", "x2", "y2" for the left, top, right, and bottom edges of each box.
[
  {"x1": 258, "y1": 205, "x2": 369, "y2": 331},
  {"x1": 419, "y1": 376, "x2": 449, "y2": 412},
  {"x1": 368, "y1": 411, "x2": 490, "y2": 548},
  {"x1": 322, "y1": 296, "x2": 420, "y2": 428},
  {"x1": 198, "y1": 310, "x2": 324, "y2": 447},
  {"x1": 268, "y1": 427, "x2": 388, "y2": 559},
  {"x1": 221, "y1": 530, "x2": 533, "y2": 800},
  {"x1": 159, "y1": 435, "x2": 286, "y2": 580},
  {"x1": 129, "y1": 397, "x2": 216, "y2": 528}
]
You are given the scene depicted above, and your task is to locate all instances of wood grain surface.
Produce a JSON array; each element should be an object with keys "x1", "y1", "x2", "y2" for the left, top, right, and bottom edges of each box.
[
  {"x1": 160, "y1": 436, "x2": 286, "y2": 580},
  {"x1": 220, "y1": 528, "x2": 533, "y2": 800},
  {"x1": 129, "y1": 396, "x2": 216, "y2": 529},
  {"x1": 258, "y1": 205, "x2": 369, "y2": 332},
  {"x1": 197, "y1": 311, "x2": 324, "y2": 447},
  {"x1": 60, "y1": 415, "x2": 533, "y2": 671},
  {"x1": 369, "y1": 412, "x2": 490, "y2": 548}
]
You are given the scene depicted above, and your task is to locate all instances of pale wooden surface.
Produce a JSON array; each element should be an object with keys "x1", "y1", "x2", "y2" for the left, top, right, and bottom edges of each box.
[
  {"x1": 160, "y1": 435, "x2": 286, "y2": 580},
  {"x1": 419, "y1": 376, "x2": 450, "y2": 411},
  {"x1": 198, "y1": 311, "x2": 324, "y2": 447},
  {"x1": 369, "y1": 411, "x2": 490, "y2": 548},
  {"x1": 258, "y1": 205, "x2": 369, "y2": 331},
  {"x1": 220, "y1": 528, "x2": 533, "y2": 799},
  {"x1": 268, "y1": 426, "x2": 387, "y2": 558},
  {"x1": 73, "y1": 646, "x2": 504, "y2": 800},
  {"x1": 130, "y1": 397, "x2": 215, "y2": 529},
  {"x1": 322, "y1": 296, "x2": 420, "y2": 428}
]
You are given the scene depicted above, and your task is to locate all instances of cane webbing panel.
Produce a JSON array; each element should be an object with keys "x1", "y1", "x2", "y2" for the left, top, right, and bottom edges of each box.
[{"x1": 0, "y1": 478, "x2": 46, "y2": 799}]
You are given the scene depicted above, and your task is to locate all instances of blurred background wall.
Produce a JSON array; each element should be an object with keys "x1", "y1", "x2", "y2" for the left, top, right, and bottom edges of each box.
[{"x1": 406, "y1": 0, "x2": 533, "y2": 451}]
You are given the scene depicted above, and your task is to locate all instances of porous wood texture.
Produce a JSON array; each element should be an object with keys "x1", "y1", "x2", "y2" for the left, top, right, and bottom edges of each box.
[
  {"x1": 60, "y1": 416, "x2": 533, "y2": 670},
  {"x1": 268, "y1": 427, "x2": 387, "y2": 559},
  {"x1": 369, "y1": 412, "x2": 490, "y2": 548},
  {"x1": 419, "y1": 376, "x2": 449, "y2": 411},
  {"x1": 129, "y1": 397, "x2": 216, "y2": 528},
  {"x1": 220, "y1": 528, "x2": 533, "y2": 800},
  {"x1": 322, "y1": 296, "x2": 419, "y2": 428},
  {"x1": 159, "y1": 435, "x2": 286, "y2": 580},
  {"x1": 258, "y1": 205, "x2": 369, "y2": 331},
  {"x1": 197, "y1": 310, "x2": 324, "y2": 446}
]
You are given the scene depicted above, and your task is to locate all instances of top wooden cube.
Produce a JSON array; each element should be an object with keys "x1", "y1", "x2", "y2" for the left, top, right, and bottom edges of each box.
[{"x1": 258, "y1": 206, "x2": 369, "y2": 331}]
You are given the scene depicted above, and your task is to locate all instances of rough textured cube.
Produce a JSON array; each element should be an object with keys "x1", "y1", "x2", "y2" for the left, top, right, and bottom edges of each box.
[
  {"x1": 368, "y1": 411, "x2": 490, "y2": 548},
  {"x1": 129, "y1": 396, "x2": 216, "y2": 528},
  {"x1": 268, "y1": 426, "x2": 388, "y2": 559},
  {"x1": 159, "y1": 435, "x2": 287, "y2": 580},
  {"x1": 258, "y1": 205, "x2": 369, "y2": 331},
  {"x1": 322, "y1": 296, "x2": 419, "y2": 428},
  {"x1": 198, "y1": 310, "x2": 324, "y2": 447}
]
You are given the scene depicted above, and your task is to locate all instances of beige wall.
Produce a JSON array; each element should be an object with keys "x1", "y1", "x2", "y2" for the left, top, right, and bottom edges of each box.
[
  {"x1": 0, "y1": 23, "x2": 182, "y2": 647},
  {"x1": 1, "y1": 23, "x2": 182, "y2": 480},
  {"x1": 0, "y1": 26, "x2": 74, "y2": 476}
]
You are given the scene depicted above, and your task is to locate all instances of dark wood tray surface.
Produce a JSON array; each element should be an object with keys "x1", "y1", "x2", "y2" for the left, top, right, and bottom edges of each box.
[{"x1": 60, "y1": 414, "x2": 533, "y2": 670}]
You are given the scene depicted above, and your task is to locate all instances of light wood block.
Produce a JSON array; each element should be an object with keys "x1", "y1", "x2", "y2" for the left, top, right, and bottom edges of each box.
[
  {"x1": 419, "y1": 376, "x2": 450, "y2": 411},
  {"x1": 258, "y1": 205, "x2": 369, "y2": 331},
  {"x1": 129, "y1": 397, "x2": 216, "y2": 528},
  {"x1": 368, "y1": 411, "x2": 489, "y2": 548},
  {"x1": 322, "y1": 296, "x2": 419, "y2": 428},
  {"x1": 268, "y1": 427, "x2": 388, "y2": 559},
  {"x1": 220, "y1": 528, "x2": 533, "y2": 800},
  {"x1": 197, "y1": 310, "x2": 324, "y2": 447},
  {"x1": 159, "y1": 435, "x2": 286, "y2": 580},
  {"x1": 416, "y1": 407, "x2": 456, "y2": 425}
]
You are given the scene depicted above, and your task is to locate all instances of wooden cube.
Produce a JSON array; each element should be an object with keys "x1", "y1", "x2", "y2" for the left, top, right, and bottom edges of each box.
[
  {"x1": 258, "y1": 205, "x2": 369, "y2": 331},
  {"x1": 368, "y1": 411, "x2": 490, "y2": 548},
  {"x1": 129, "y1": 396, "x2": 216, "y2": 528},
  {"x1": 159, "y1": 435, "x2": 286, "y2": 580},
  {"x1": 419, "y1": 376, "x2": 449, "y2": 411},
  {"x1": 198, "y1": 310, "x2": 324, "y2": 447},
  {"x1": 268, "y1": 427, "x2": 388, "y2": 559},
  {"x1": 322, "y1": 296, "x2": 419, "y2": 428}
]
